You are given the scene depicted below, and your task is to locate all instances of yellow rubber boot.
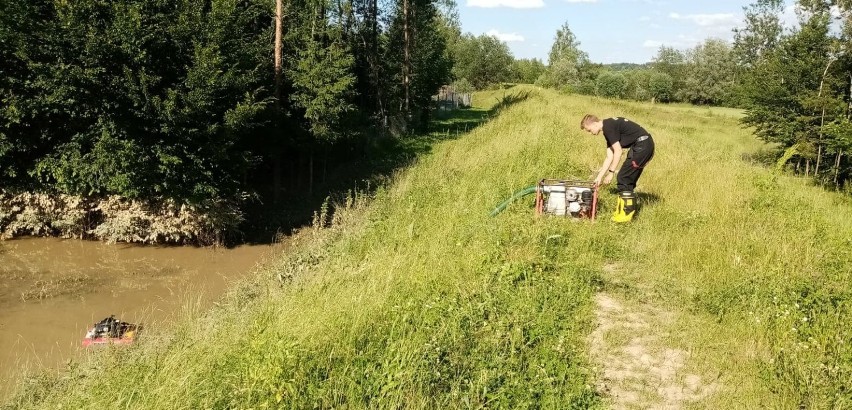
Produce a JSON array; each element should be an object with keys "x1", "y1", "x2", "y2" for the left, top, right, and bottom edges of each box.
[
  {"x1": 611, "y1": 196, "x2": 624, "y2": 221},
  {"x1": 611, "y1": 191, "x2": 636, "y2": 223}
]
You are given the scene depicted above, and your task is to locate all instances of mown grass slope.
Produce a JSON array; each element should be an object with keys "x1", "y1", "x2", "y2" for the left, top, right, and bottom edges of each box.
[{"x1": 5, "y1": 86, "x2": 852, "y2": 409}]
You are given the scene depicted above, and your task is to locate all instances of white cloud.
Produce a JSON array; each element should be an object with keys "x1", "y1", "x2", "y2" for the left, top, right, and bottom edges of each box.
[
  {"x1": 642, "y1": 34, "x2": 701, "y2": 49},
  {"x1": 639, "y1": 16, "x2": 651, "y2": 22},
  {"x1": 486, "y1": 29, "x2": 526, "y2": 42},
  {"x1": 467, "y1": 0, "x2": 544, "y2": 8},
  {"x1": 669, "y1": 12, "x2": 738, "y2": 27}
]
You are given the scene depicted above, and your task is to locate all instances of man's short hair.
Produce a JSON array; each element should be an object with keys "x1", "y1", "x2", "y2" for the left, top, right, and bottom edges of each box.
[{"x1": 580, "y1": 114, "x2": 599, "y2": 130}]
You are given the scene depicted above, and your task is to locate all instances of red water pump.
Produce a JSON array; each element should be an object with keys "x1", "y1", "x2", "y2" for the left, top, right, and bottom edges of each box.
[{"x1": 534, "y1": 179, "x2": 598, "y2": 219}]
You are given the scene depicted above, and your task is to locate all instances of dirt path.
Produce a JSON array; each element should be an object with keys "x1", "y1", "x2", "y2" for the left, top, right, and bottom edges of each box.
[{"x1": 589, "y1": 291, "x2": 721, "y2": 409}]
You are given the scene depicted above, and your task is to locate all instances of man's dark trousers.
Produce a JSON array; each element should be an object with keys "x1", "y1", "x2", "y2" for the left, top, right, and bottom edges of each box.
[{"x1": 617, "y1": 136, "x2": 655, "y2": 192}]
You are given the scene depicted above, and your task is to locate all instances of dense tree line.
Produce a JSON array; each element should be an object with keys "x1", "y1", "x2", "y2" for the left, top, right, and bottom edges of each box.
[
  {"x1": 534, "y1": 24, "x2": 737, "y2": 105},
  {"x1": 0, "y1": 0, "x2": 453, "y2": 210},
  {"x1": 447, "y1": 31, "x2": 546, "y2": 90},
  {"x1": 736, "y1": 0, "x2": 852, "y2": 189}
]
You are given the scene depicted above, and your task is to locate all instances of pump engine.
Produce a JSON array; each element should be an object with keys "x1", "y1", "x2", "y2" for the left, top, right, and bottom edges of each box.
[{"x1": 535, "y1": 179, "x2": 598, "y2": 219}]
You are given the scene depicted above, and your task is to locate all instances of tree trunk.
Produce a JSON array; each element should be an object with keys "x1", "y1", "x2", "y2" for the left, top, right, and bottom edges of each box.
[
  {"x1": 805, "y1": 159, "x2": 810, "y2": 177},
  {"x1": 273, "y1": 157, "x2": 282, "y2": 201},
  {"x1": 290, "y1": 157, "x2": 298, "y2": 192},
  {"x1": 814, "y1": 57, "x2": 835, "y2": 182},
  {"x1": 338, "y1": 0, "x2": 345, "y2": 38},
  {"x1": 275, "y1": 0, "x2": 283, "y2": 96},
  {"x1": 369, "y1": 0, "x2": 386, "y2": 127},
  {"x1": 347, "y1": 0, "x2": 354, "y2": 38},
  {"x1": 273, "y1": 0, "x2": 284, "y2": 204},
  {"x1": 297, "y1": 154, "x2": 305, "y2": 191},
  {"x1": 309, "y1": 149, "x2": 314, "y2": 195},
  {"x1": 370, "y1": 0, "x2": 378, "y2": 43},
  {"x1": 815, "y1": 144, "x2": 822, "y2": 177},
  {"x1": 311, "y1": 0, "x2": 317, "y2": 38},
  {"x1": 403, "y1": 0, "x2": 411, "y2": 117},
  {"x1": 354, "y1": 0, "x2": 383, "y2": 127},
  {"x1": 836, "y1": 149, "x2": 843, "y2": 187}
]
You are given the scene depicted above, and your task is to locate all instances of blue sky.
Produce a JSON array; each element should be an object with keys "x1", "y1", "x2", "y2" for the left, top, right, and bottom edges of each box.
[{"x1": 457, "y1": 0, "x2": 800, "y2": 64}]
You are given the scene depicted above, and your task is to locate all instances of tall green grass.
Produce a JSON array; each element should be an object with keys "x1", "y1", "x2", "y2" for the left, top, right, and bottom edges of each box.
[{"x1": 4, "y1": 86, "x2": 852, "y2": 409}]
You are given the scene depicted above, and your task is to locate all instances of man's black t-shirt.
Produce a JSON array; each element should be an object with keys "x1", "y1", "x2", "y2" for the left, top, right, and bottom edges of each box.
[{"x1": 601, "y1": 117, "x2": 650, "y2": 148}]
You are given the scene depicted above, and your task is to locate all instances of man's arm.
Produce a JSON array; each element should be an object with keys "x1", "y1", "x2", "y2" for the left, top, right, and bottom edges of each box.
[{"x1": 596, "y1": 141, "x2": 623, "y2": 185}]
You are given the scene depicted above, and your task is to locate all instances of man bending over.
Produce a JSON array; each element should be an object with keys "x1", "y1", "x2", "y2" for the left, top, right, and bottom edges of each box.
[{"x1": 580, "y1": 114, "x2": 655, "y2": 222}]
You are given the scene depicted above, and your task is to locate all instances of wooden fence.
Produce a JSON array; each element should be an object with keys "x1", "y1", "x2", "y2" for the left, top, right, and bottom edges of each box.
[{"x1": 433, "y1": 86, "x2": 472, "y2": 110}]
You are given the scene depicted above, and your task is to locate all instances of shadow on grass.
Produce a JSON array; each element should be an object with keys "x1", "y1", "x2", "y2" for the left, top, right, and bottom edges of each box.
[
  {"x1": 637, "y1": 192, "x2": 661, "y2": 207},
  {"x1": 636, "y1": 192, "x2": 661, "y2": 219},
  {"x1": 742, "y1": 146, "x2": 784, "y2": 167},
  {"x1": 403, "y1": 90, "x2": 534, "y2": 159},
  {"x1": 237, "y1": 90, "x2": 531, "y2": 244}
]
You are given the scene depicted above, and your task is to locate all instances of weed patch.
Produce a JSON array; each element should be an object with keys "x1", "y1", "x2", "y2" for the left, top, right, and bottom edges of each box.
[{"x1": 19, "y1": 275, "x2": 94, "y2": 301}]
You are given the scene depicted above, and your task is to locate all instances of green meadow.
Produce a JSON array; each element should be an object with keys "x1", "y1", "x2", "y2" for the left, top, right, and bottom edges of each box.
[{"x1": 5, "y1": 86, "x2": 851, "y2": 409}]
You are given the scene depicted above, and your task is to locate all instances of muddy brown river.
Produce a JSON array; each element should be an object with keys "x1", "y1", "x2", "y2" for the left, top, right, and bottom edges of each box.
[{"x1": 0, "y1": 237, "x2": 281, "y2": 399}]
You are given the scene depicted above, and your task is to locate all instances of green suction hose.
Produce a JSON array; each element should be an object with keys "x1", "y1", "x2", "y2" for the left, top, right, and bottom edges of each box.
[{"x1": 489, "y1": 186, "x2": 537, "y2": 217}]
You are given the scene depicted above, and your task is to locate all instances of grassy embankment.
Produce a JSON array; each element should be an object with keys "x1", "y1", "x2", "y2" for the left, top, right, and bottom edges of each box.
[{"x1": 4, "y1": 86, "x2": 851, "y2": 409}]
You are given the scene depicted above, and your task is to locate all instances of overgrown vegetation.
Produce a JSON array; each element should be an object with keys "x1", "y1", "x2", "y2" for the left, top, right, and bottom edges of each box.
[
  {"x1": 736, "y1": 0, "x2": 852, "y2": 191},
  {"x1": 4, "y1": 87, "x2": 851, "y2": 409}
]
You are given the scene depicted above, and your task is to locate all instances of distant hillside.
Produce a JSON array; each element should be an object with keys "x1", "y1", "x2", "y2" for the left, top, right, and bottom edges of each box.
[{"x1": 603, "y1": 62, "x2": 652, "y2": 71}]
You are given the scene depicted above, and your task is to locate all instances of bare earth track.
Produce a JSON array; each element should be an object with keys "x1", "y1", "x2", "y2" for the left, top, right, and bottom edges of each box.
[{"x1": 589, "y1": 291, "x2": 721, "y2": 409}]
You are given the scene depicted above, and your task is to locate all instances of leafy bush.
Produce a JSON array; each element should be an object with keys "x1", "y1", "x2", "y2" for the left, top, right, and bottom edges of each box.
[{"x1": 595, "y1": 72, "x2": 627, "y2": 99}]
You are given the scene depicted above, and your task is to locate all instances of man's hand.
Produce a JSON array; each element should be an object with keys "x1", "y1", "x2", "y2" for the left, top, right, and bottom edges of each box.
[{"x1": 596, "y1": 143, "x2": 621, "y2": 187}]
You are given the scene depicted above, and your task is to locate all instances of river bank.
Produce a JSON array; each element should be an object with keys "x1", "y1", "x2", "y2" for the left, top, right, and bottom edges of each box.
[{"x1": 0, "y1": 192, "x2": 247, "y2": 245}]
